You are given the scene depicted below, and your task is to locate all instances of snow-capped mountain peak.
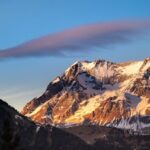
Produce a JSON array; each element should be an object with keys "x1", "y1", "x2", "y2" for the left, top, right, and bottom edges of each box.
[{"x1": 21, "y1": 58, "x2": 150, "y2": 134}]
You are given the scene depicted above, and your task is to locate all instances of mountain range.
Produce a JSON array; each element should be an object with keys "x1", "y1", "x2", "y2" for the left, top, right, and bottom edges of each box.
[
  {"x1": 1, "y1": 57, "x2": 150, "y2": 150},
  {"x1": 22, "y1": 58, "x2": 150, "y2": 134}
]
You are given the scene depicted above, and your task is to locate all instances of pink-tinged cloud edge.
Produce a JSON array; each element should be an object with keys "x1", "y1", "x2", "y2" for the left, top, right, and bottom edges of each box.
[{"x1": 0, "y1": 20, "x2": 150, "y2": 59}]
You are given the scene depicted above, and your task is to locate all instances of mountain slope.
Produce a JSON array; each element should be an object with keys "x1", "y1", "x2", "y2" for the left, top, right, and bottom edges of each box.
[
  {"x1": 22, "y1": 58, "x2": 150, "y2": 133},
  {"x1": 1, "y1": 99, "x2": 150, "y2": 150},
  {"x1": 0, "y1": 99, "x2": 91, "y2": 150}
]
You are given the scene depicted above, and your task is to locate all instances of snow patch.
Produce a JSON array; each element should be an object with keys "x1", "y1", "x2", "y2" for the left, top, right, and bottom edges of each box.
[
  {"x1": 36, "y1": 126, "x2": 40, "y2": 133},
  {"x1": 121, "y1": 61, "x2": 143, "y2": 76},
  {"x1": 15, "y1": 115, "x2": 23, "y2": 120}
]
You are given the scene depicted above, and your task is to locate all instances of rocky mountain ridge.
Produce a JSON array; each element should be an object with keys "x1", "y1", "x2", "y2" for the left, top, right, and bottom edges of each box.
[{"x1": 22, "y1": 58, "x2": 150, "y2": 134}]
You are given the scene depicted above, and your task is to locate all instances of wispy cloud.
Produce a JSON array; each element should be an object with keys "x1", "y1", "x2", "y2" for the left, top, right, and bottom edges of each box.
[
  {"x1": 0, "y1": 20, "x2": 150, "y2": 59},
  {"x1": 0, "y1": 87, "x2": 43, "y2": 110}
]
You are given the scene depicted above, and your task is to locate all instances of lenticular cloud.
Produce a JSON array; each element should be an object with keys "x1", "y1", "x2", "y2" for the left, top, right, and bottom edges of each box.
[{"x1": 0, "y1": 21, "x2": 150, "y2": 59}]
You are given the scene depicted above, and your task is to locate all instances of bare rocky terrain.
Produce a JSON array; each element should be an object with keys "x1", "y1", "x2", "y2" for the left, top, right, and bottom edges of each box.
[{"x1": 22, "y1": 58, "x2": 150, "y2": 134}]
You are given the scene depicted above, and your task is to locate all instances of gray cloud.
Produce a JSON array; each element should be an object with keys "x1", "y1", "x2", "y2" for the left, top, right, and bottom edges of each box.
[{"x1": 0, "y1": 21, "x2": 150, "y2": 59}]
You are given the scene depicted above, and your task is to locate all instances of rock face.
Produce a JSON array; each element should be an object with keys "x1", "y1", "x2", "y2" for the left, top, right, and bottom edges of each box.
[
  {"x1": 22, "y1": 58, "x2": 150, "y2": 133},
  {"x1": 1, "y1": 99, "x2": 150, "y2": 150}
]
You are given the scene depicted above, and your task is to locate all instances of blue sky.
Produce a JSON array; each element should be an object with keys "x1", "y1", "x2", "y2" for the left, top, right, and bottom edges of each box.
[{"x1": 0, "y1": 0, "x2": 150, "y2": 110}]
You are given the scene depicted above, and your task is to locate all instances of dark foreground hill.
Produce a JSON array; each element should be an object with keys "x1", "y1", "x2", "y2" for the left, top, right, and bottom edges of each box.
[{"x1": 0, "y1": 99, "x2": 89, "y2": 150}]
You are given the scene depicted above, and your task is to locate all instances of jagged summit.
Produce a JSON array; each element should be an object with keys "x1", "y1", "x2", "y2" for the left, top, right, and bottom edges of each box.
[
  {"x1": 144, "y1": 57, "x2": 150, "y2": 61},
  {"x1": 21, "y1": 58, "x2": 150, "y2": 134}
]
